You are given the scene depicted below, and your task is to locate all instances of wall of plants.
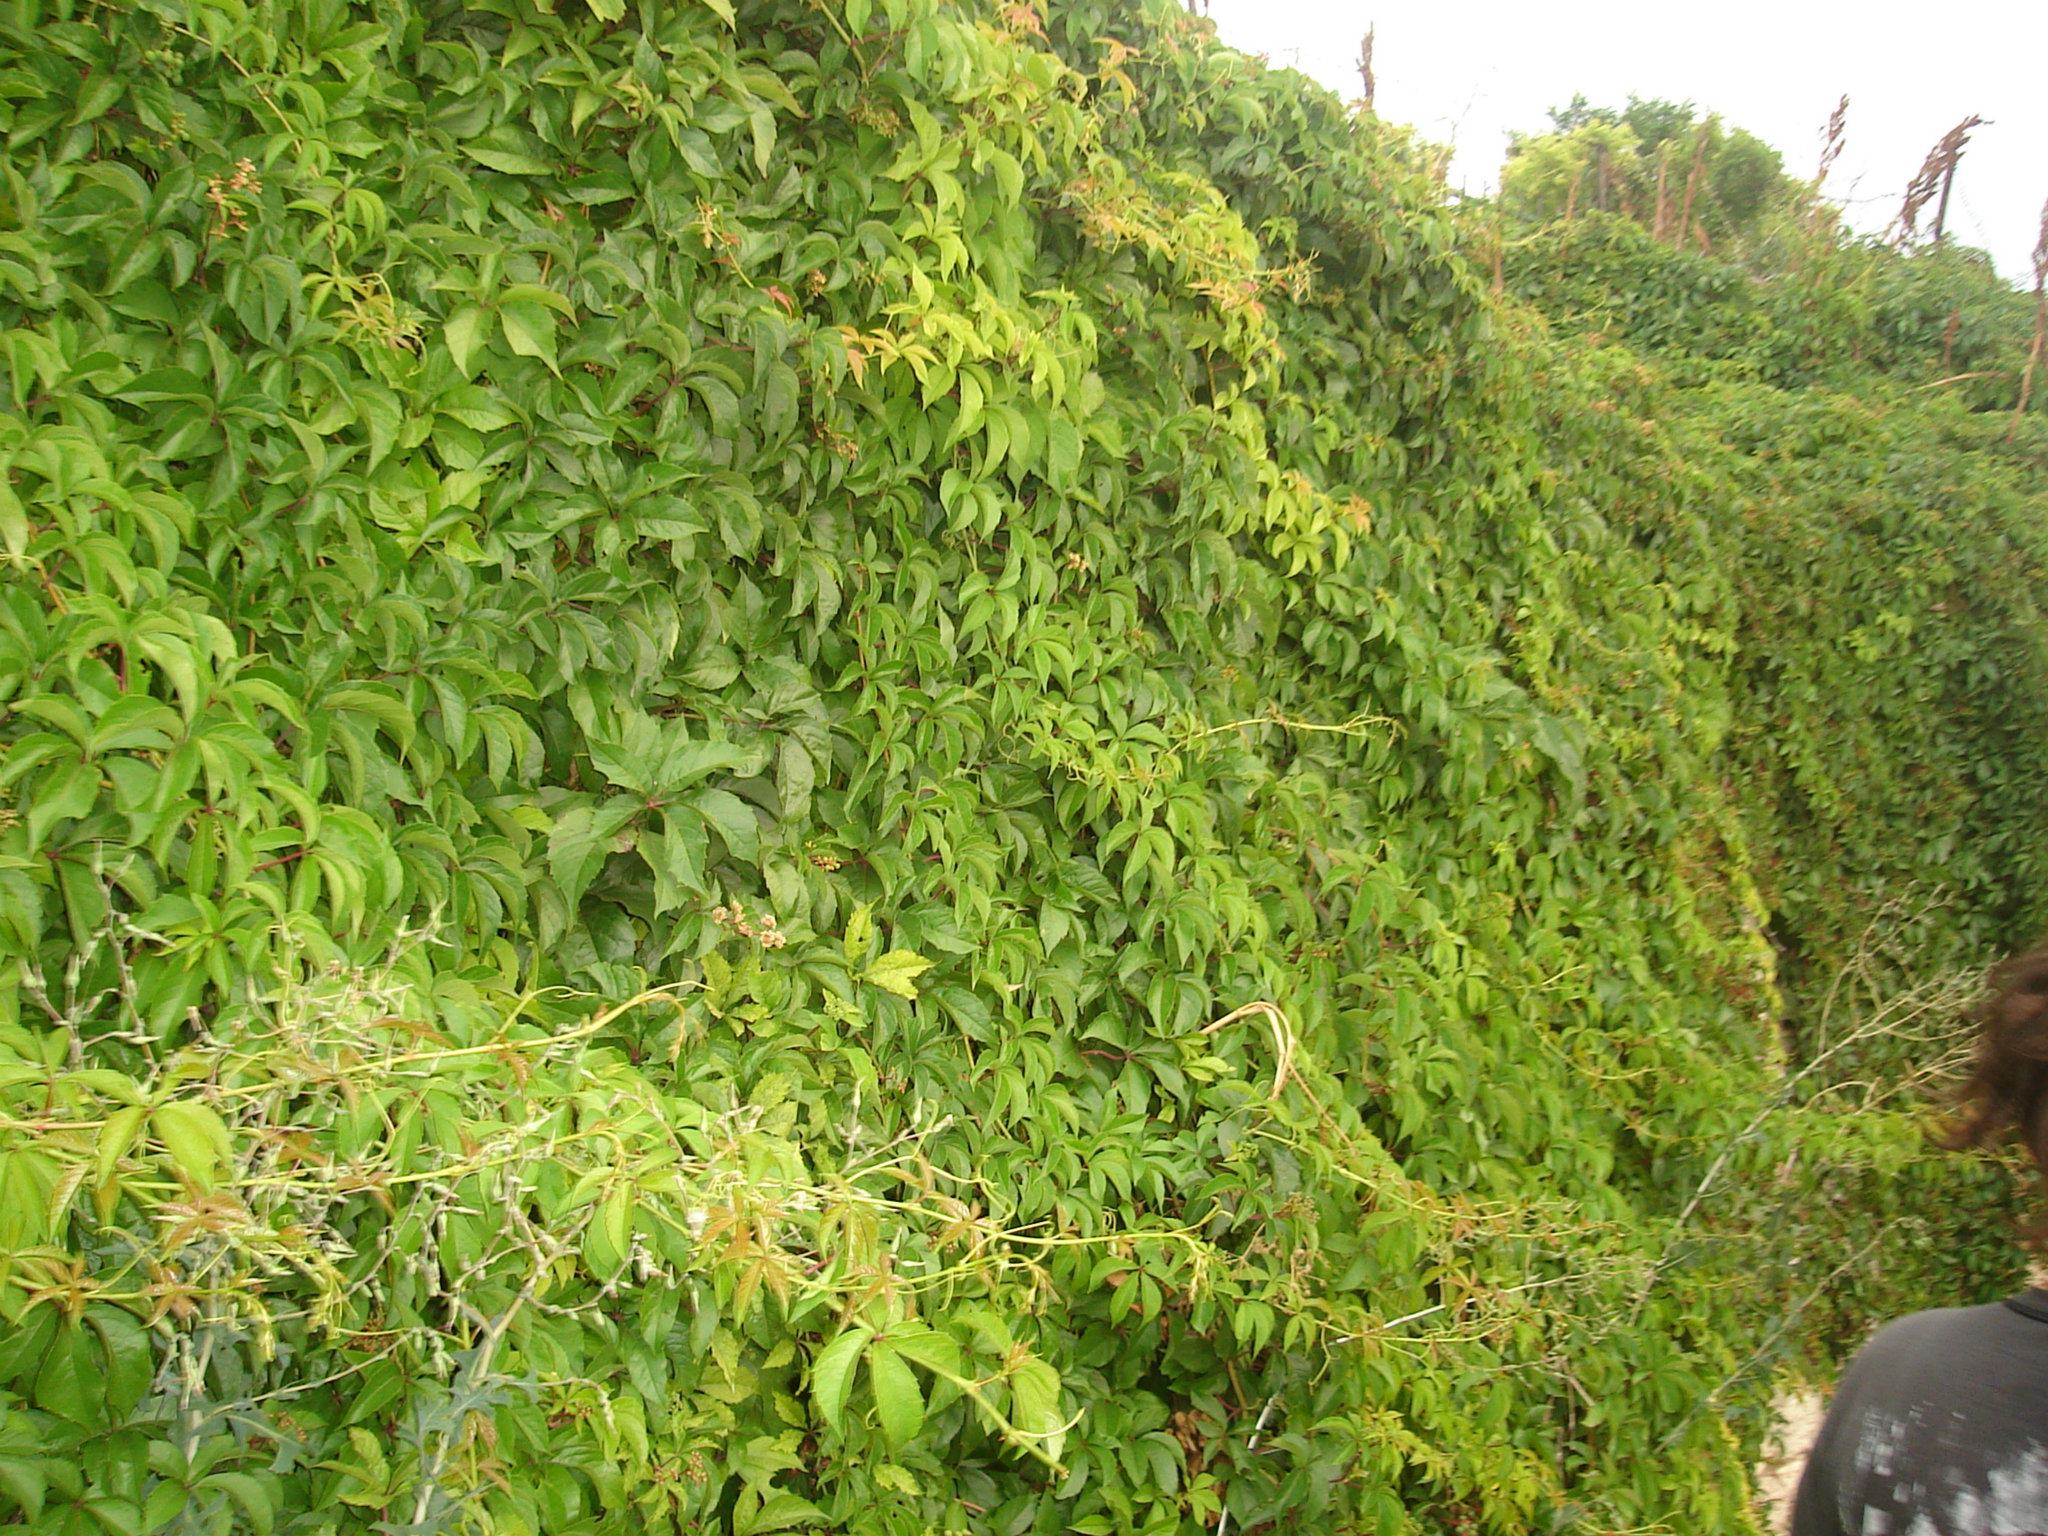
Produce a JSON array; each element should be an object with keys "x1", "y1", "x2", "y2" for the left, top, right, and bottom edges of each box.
[
  {"x1": 2, "y1": 0, "x2": 2044, "y2": 1533},
  {"x1": 1524, "y1": 324, "x2": 2048, "y2": 1356},
  {"x1": 1500, "y1": 211, "x2": 2041, "y2": 407}
]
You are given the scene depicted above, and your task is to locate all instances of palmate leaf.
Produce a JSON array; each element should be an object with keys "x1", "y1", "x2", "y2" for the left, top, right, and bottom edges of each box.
[
  {"x1": 809, "y1": 1326, "x2": 871, "y2": 1434},
  {"x1": 497, "y1": 298, "x2": 557, "y2": 371},
  {"x1": 862, "y1": 949, "x2": 931, "y2": 999},
  {"x1": 547, "y1": 796, "x2": 641, "y2": 910},
  {"x1": 1007, "y1": 1357, "x2": 1067, "y2": 1466},
  {"x1": 149, "y1": 1101, "x2": 232, "y2": 1194},
  {"x1": 586, "y1": 712, "x2": 758, "y2": 795},
  {"x1": 693, "y1": 786, "x2": 760, "y2": 864},
  {"x1": 445, "y1": 305, "x2": 491, "y2": 376},
  {"x1": 865, "y1": 1343, "x2": 923, "y2": 1449}
]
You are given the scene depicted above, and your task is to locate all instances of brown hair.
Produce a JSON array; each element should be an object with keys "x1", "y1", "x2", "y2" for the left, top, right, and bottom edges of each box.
[{"x1": 1949, "y1": 940, "x2": 2048, "y2": 1173}]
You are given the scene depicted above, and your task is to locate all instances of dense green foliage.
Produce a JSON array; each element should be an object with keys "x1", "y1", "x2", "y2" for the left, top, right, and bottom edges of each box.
[
  {"x1": 1, "y1": 3, "x2": 2044, "y2": 1535},
  {"x1": 1501, "y1": 213, "x2": 2040, "y2": 405},
  {"x1": 1500, "y1": 96, "x2": 1798, "y2": 252},
  {"x1": 1494, "y1": 179, "x2": 2048, "y2": 1351}
]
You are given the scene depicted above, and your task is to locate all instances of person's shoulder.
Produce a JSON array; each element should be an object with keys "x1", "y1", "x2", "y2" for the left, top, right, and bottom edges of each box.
[
  {"x1": 1875, "y1": 1295, "x2": 2031, "y2": 1338},
  {"x1": 1844, "y1": 1296, "x2": 2045, "y2": 1382}
]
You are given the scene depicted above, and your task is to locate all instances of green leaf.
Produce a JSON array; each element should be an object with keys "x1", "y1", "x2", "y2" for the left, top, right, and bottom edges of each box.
[
  {"x1": 584, "y1": 1185, "x2": 632, "y2": 1278},
  {"x1": 116, "y1": 368, "x2": 211, "y2": 405},
  {"x1": 0, "y1": 1458, "x2": 46, "y2": 1521},
  {"x1": 736, "y1": 1491, "x2": 823, "y2": 1536},
  {"x1": 953, "y1": 368, "x2": 984, "y2": 442},
  {"x1": 33, "y1": 1321, "x2": 100, "y2": 1424},
  {"x1": 500, "y1": 283, "x2": 578, "y2": 317},
  {"x1": 864, "y1": 949, "x2": 932, "y2": 999},
  {"x1": 548, "y1": 797, "x2": 640, "y2": 911},
  {"x1": 987, "y1": 146, "x2": 1023, "y2": 206},
  {"x1": 465, "y1": 145, "x2": 555, "y2": 176},
  {"x1": 88, "y1": 1307, "x2": 151, "y2": 1418},
  {"x1": 887, "y1": 1323, "x2": 961, "y2": 1378},
  {"x1": 763, "y1": 364, "x2": 798, "y2": 439},
  {"x1": 810, "y1": 1326, "x2": 871, "y2": 1432},
  {"x1": 27, "y1": 763, "x2": 98, "y2": 850},
  {"x1": 655, "y1": 737, "x2": 754, "y2": 795},
  {"x1": 1008, "y1": 1356, "x2": 1066, "y2": 1464},
  {"x1": 867, "y1": 1343, "x2": 924, "y2": 1448},
  {"x1": 198, "y1": 1473, "x2": 275, "y2": 1536},
  {"x1": 150, "y1": 1101, "x2": 232, "y2": 1193},
  {"x1": 445, "y1": 305, "x2": 491, "y2": 376},
  {"x1": 86, "y1": 697, "x2": 180, "y2": 754},
  {"x1": 777, "y1": 736, "x2": 815, "y2": 821},
  {"x1": 97, "y1": 1103, "x2": 148, "y2": 1187},
  {"x1": 692, "y1": 787, "x2": 760, "y2": 864},
  {"x1": 1045, "y1": 418, "x2": 1081, "y2": 486},
  {"x1": 81, "y1": 1496, "x2": 141, "y2": 1536},
  {"x1": 654, "y1": 810, "x2": 709, "y2": 905},
  {"x1": 499, "y1": 299, "x2": 558, "y2": 371},
  {"x1": 437, "y1": 384, "x2": 519, "y2": 431}
]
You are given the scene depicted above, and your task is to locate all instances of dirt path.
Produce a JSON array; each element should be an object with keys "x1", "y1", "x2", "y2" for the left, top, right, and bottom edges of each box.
[{"x1": 1756, "y1": 1390, "x2": 1825, "y2": 1533}]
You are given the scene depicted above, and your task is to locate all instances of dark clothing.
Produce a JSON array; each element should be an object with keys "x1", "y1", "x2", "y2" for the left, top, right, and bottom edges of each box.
[{"x1": 1792, "y1": 1290, "x2": 2048, "y2": 1536}]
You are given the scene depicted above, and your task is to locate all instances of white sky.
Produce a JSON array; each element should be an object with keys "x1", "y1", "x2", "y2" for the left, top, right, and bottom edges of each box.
[{"x1": 1203, "y1": 0, "x2": 2047, "y2": 283}]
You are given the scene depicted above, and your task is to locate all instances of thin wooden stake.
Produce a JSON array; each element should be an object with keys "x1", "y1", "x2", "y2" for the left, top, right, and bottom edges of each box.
[
  {"x1": 1677, "y1": 121, "x2": 1710, "y2": 248},
  {"x1": 1812, "y1": 95, "x2": 1848, "y2": 237},
  {"x1": 2012, "y1": 200, "x2": 2048, "y2": 437},
  {"x1": 1896, "y1": 115, "x2": 1984, "y2": 246},
  {"x1": 1651, "y1": 140, "x2": 1671, "y2": 243}
]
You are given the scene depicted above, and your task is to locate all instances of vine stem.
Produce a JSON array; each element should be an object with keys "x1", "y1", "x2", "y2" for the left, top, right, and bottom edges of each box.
[
  {"x1": 1214, "y1": 1392, "x2": 1281, "y2": 1536},
  {"x1": 1201, "y1": 1000, "x2": 1295, "y2": 1099}
]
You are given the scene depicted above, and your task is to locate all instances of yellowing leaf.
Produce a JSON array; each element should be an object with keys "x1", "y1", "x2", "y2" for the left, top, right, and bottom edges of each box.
[
  {"x1": 863, "y1": 949, "x2": 931, "y2": 999},
  {"x1": 844, "y1": 901, "x2": 875, "y2": 964}
]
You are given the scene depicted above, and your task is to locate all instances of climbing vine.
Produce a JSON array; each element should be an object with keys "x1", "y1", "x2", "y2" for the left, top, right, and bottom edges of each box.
[{"x1": 1, "y1": 1, "x2": 2043, "y2": 1533}]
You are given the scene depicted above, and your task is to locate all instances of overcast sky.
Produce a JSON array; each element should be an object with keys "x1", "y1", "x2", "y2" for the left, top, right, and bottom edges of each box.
[{"x1": 1203, "y1": 0, "x2": 2047, "y2": 284}]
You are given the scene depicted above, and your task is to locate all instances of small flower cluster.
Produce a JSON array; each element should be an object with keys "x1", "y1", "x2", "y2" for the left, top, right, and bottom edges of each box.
[
  {"x1": 711, "y1": 897, "x2": 785, "y2": 949},
  {"x1": 846, "y1": 98, "x2": 903, "y2": 136},
  {"x1": 812, "y1": 420, "x2": 859, "y2": 462},
  {"x1": 692, "y1": 200, "x2": 740, "y2": 260},
  {"x1": 207, "y1": 158, "x2": 261, "y2": 237}
]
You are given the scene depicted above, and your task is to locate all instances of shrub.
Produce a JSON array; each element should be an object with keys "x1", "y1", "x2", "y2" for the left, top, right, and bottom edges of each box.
[{"x1": 0, "y1": 1, "x2": 2042, "y2": 1533}]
